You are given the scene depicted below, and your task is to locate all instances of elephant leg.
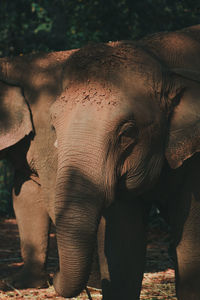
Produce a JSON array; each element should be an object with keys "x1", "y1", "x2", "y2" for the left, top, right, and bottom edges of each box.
[
  {"x1": 170, "y1": 198, "x2": 200, "y2": 300},
  {"x1": 101, "y1": 197, "x2": 148, "y2": 300},
  {"x1": 167, "y1": 157, "x2": 200, "y2": 300},
  {"x1": 12, "y1": 178, "x2": 51, "y2": 288}
]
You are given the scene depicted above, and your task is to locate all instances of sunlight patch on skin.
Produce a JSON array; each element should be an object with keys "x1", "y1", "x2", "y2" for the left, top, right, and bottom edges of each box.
[{"x1": 54, "y1": 140, "x2": 58, "y2": 148}]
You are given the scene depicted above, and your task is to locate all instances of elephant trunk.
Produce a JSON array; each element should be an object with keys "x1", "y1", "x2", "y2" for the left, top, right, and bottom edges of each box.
[{"x1": 53, "y1": 126, "x2": 106, "y2": 297}]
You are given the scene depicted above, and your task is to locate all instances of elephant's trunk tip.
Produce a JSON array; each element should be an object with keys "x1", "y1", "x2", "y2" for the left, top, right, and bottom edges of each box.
[{"x1": 53, "y1": 271, "x2": 86, "y2": 298}]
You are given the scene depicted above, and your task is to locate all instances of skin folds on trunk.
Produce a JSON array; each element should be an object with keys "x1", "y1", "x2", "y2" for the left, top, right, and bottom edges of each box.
[
  {"x1": 53, "y1": 125, "x2": 106, "y2": 297},
  {"x1": 54, "y1": 167, "x2": 104, "y2": 297}
]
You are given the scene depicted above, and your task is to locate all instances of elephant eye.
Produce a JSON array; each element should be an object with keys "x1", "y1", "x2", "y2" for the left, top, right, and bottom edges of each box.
[
  {"x1": 122, "y1": 125, "x2": 135, "y2": 137},
  {"x1": 119, "y1": 122, "x2": 138, "y2": 147}
]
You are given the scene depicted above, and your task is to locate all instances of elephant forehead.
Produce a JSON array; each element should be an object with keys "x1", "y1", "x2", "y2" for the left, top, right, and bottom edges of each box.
[
  {"x1": 61, "y1": 82, "x2": 122, "y2": 105},
  {"x1": 51, "y1": 82, "x2": 131, "y2": 120},
  {"x1": 50, "y1": 80, "x2": 161, "y2": 129}
]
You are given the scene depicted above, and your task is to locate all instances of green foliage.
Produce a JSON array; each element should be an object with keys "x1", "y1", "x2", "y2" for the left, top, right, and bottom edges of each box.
[
  {"x1": 0, "y1": 0, "x2": 200, "y2": 56},
  {"x1": 0, "y1": 0, "x2": 200, "y2": 214}
]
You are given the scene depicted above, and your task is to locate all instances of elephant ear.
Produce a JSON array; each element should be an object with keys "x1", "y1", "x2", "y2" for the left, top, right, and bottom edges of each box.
[
  {"x1": 165, "y1": 71, "x2": 200, "y2": 169},
  {"x1": 0, "y1": 81, "x2": 33, "y2": 151}
]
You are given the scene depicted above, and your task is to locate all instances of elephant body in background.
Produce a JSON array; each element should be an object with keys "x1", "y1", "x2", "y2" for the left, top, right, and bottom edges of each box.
[
  {"x1": 0, "y1": 50, "x2": 81, "y2": 288},
  {"x1": 1, "y1": 25, "x2": 200, "y2": 300}
]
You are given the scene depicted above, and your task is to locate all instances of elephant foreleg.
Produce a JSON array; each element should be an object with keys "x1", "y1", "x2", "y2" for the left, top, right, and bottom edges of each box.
[
  {"x1": 177, "y1": 213, "x2": 200, "y2": 300},
  {"x1": 167, "y1": 155, "x2": 200, "y2": 300},
  {"x1": 170, "y1": 197, "x2": 200, "y2": 300},
  {"x1": 12, "y1": 178, "x2": 51, "y2": 288},
  {"x1": 101, "y1": 198, "x2": 148, "y2": 300}
]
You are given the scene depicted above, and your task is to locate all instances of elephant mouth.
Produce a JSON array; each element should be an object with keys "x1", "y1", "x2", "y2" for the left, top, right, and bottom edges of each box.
[
  {"x1": 117, "y1": 154, "x2": 164, "y2": 196},
  {"x1": 117, "y1": 174, "x2": 148, "y2": 196}
]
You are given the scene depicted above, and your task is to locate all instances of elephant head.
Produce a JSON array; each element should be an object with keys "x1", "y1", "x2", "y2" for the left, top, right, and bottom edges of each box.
[{"x1": 49, "y1": 41, "x2": 200, "y2": 297}]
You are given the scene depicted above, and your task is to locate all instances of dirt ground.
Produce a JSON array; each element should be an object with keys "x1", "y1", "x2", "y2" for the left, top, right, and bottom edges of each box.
[{"x1": 0, "y1": 217, "x2": 177, "y2": 300}]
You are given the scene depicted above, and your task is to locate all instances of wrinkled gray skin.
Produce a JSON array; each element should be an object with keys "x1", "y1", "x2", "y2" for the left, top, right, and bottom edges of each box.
[{"x1": 1, "y1": 24, "x2": 200, "y2": 300}]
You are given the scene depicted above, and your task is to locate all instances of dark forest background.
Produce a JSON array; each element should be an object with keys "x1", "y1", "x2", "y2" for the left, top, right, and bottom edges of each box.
[{"x1": 0, "y1": 0, "x2": 200, "y2": 214}]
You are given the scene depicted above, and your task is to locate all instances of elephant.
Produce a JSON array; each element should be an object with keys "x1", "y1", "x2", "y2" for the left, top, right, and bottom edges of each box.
[
  {"x1": 48, "y1": 24, "x2": 200, "y2": 300},
  {"x1": 1, "y1": 24, "x2": 200, "y2": 300}
]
